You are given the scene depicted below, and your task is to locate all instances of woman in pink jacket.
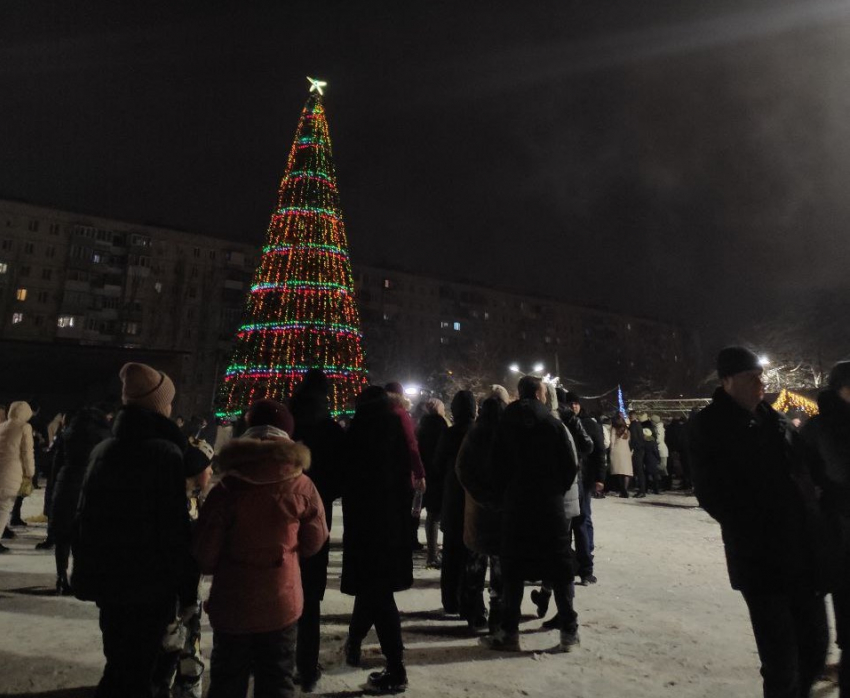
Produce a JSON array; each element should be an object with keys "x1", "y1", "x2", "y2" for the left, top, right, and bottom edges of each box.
[{"x1": 193, "y1": 400, "x2": 328, "y2": 698}]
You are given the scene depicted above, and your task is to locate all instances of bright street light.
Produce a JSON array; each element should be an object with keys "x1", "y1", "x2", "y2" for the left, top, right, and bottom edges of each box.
[
  {"x1": 533, "y1": 362, "x2": 545, "y2": 373},
  {"x1": 759, "y1": 355, "x2": 770, "y2": 367},
  {"x1": 403, "y1": 384, "x2": 421, "y2": 396},
  {"x1": 509, "y1": 363, "x2": 520, "y2": 373}
]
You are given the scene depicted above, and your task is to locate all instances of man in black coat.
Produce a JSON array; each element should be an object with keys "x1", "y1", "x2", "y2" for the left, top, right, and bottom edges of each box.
[
  {"x1": 561, "y1": 389, "x2": 605, "y2": 585},
  {"x1": 801, "y1": 361, "x2": 850, "y2": 696},
  {"x1": 482, "y1": 375, "x2": 580, "y2": 653},
  {"x1": 690, "y1": 347, "x2": 831, "y2": 698},
  {"x1": 73, "y1": 363, "x2": 189, "y2": 698}
]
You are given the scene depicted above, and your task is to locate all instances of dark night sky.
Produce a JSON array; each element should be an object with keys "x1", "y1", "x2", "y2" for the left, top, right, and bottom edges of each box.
[{"x1": 3, "y1": 1, "x2": 850, "y2": 350}]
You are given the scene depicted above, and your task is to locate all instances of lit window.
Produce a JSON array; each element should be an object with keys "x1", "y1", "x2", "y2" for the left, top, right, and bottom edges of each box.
[
  {"x1": 453, "y1": 322, "x2": 461, "y2": 331},
  {"x1": 383, "y1": 312, "x2": 390, "y2": 321},
  {"x1": 15, "y1": 288, "x2": 26, "y2": 301},
  {"x1": 440, "y1": 321, "x2": 449, "y2": 329},
  {"x1": 0, "y1": 262, "x2": 7, "y2": 274},
  {"x1": 440, "y1": 337, "x2": 449, "y2": 345},
  {"x1": 92, "y1": 253, "x2": 102, "y2": 264},
  {"x1": 383, "y1": 279, "x2": 392, "y2": 289},
  {"x1": 57, "y1": 315, "x2": 75, "y2": 328},
  {"x1": 12, "y1": 312, "x2": 23, "y2": 324},
  {"x1": 154, "y1": 282, "x2": 163, "y2": 293},
  {"x1": 484, "y1": 311, "x2": 490, "y2": 320},
  {"x1": 627, "y1": 323, "x2": 631, "y2": 330},
  {"x1": 123, "y1": 321, "x2": 139, "y2": 336}
]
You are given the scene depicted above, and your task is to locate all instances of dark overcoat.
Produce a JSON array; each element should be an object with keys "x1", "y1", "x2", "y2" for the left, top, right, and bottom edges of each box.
[
  {"x1": 493, "y1": 398, "x2": 577, "y2": 580},
  {"x1": 340, "y1": 395, "x2": 413, "y2": 596},
  {"x1": 690, "y1": 387, "x2": 832, "y2": 594}
]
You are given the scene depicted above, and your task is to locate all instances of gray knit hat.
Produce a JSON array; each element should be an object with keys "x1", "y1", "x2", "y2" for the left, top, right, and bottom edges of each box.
[{"x1": 119, "y1": 362, "x2": 176, "y2": 416}]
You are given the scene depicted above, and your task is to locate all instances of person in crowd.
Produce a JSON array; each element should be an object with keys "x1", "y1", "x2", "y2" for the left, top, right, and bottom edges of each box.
[
  {"x1": 641, "y1": 416, "x2": 662, "y2": 496},
  {"x1": 384, "y1": 382, "x2": 427, "y2": 550},
  {"x1": 193, "y1": 399, "x2": 327, "y2": 698},
  {"x1": 0, "y1": 401, "x2": 35, "y2": 553},
  {"x1": 416, "y1": 398, "x2": 449, "y2": 568},
  {"x1": 482, "y1": 375, "x2": 580, "y2": 653},
  {"x1": 46, "y1": 411, "x2": 64, "y2": 446},
  {"x1": 436, "y1": 391, "x2": 478, "y2": 619},
  {"x1": 665, "y1": 416, "x2": 683, "y2": 487},
  {"x1": 651, "y1": 415, "x2": 670, "y2": 490},
  {"x1": 680, "y1": 409, "x2": 699, "y2": 491},
  {"x1": 690, "y1": 346, "x2": 832, "y2": 698},
  {"x1": 73, "y1": 363, "x2": 190, "y2": 698},
  {"x1": 628, "y1": 410, "x2": 646, "y2": 498},
  {"x1": 48, "y1": 405, "x2": 111, "y2": 591},
  {"x1": 609, "y1": 413, "x2": 633, "y2": 497},
  {"x1": 530, "y1": 383, "x2": 582, "y2": 628},
  {"x1": 35, "y1": 412, "x2": 69, "y2": 550},
  {"x1": 561, "y1": 390, "x2": 604, "y2": 585},
  {"x1": 155, "y1": 436, "x2": 214, "y2": 698},
  {"x1": 341, "y1": 386, "x2": 414, "y2": 694},
  {"x1": 455, "y1": 396, "x2": 506, "y2": 635},
  {"x1": 802, "y1": 361, "x2": 850, "y2": 697},
  {"x1": 289, "y1": 370, "x2": 345, "y2": 693}
]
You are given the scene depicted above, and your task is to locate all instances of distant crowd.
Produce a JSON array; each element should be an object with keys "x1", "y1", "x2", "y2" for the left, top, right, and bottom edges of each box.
[{"x1": 0, "y1": 347, "x2": 848, "y2": 698}]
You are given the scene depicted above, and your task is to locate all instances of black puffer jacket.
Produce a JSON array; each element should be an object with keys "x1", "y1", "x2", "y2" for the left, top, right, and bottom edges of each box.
[
  {"x1": 494, "y1": 398, "x2": 577, "y2": 580},
  {"x1": 50, "y1": 408, "x2": 111, "y2": 545},
  {"x1": 690, "y1": 387, "x2": 832, "y2": 594},
  {"x1": 802, "y1": 389, "x2": 850, "y2": 581},
  {"x1": 72, "y1": 405, "x2": 189, "y2": 604}
]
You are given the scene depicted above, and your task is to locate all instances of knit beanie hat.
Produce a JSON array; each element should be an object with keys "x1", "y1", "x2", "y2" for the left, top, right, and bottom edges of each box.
[
  {"x1": 384, "y1": 382, "x2": 404, "y2": 396},
  {"x1": 245, "y1": 399, "x2": 294, "y2": 437},
  {"x1": 828, "y1": 361, "x2": 850, "y2": 390},
  {"x1": 185, "y1": 437, "x2": 214, "y2": 478},
  {"x1": 119, "y1": 362, "x2": 175, "y2": 416},
  {"x1": 717, "y1": 346, "x2": 762, "y2": 379}
]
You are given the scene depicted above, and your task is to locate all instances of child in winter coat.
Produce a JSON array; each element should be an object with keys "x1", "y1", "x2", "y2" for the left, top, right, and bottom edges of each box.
[{"x1": 193, "y1": 400, "x2": 328, "y2": 698}]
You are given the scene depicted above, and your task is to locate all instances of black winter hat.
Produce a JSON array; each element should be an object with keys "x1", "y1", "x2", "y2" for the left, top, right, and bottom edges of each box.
[
  {"x1": 828, "y1": 361, "x2": 850, "y2": 390},
  {"x1": 561, "y1": 391, "x2": 581, "y2": 405},
  {"x1": 716, "y1": 346, "x2": 762, "y2": 379}
]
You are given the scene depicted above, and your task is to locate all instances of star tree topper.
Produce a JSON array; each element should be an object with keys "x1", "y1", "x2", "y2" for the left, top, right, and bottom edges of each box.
[{"x1": 307, "y1": 76, "x2": 327, "y2": 95}]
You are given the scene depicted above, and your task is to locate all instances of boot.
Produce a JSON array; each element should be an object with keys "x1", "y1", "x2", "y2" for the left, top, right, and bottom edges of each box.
[
  {"x1": 298, "y1": 665, "x2": 322, "y2": 693},
  {"x1": 56, "y1": 574, "x2": 72, "y2": 595},
  {"x1": 35, "y1": 538, "x2": 55, "y2": 551},
  {"x1": 479, "y1": 630, "x2": 520, "y2": 652},
  {"x1": 2, "y1": 527, "x2": 15, "y2": 540},
  {"x1": 366, "y1": 662, "x2": 407, "y2": 695},
  {"x1": 530, "y1": 588, "x2": 551, "y2": 618},
  {"x1": 554, "y1": 629, "x2": 580, "y2": 653},
  {"x1": 344, "y1": 637, "x2": 361, "y2": 667}
]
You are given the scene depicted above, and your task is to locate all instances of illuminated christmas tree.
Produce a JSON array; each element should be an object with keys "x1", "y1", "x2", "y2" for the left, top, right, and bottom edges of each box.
[{"x1": 217, "y1": 77, "x2": 368, "y2": 418}]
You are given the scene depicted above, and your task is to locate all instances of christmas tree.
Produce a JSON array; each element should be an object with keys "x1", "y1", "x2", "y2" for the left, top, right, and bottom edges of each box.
[{"x1": 217, "y1": 77, "x2": 368, "y2": 418}]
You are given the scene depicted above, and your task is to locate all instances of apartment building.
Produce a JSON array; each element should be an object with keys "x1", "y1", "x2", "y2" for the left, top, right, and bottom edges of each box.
[
  {"x1": 0, "y1": 199, "x2": 258, "y2": 417},
  {"x1": 0, "y1": 199, "x2": 698, "y2": 416}
]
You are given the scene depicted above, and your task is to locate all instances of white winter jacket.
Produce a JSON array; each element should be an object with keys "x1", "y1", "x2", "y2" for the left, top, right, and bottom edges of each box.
[{"x1": 0, "y1": 401, "x2": 35, "y2": 498}]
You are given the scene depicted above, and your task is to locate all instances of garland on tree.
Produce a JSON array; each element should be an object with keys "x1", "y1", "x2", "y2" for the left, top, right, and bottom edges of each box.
[{"x1": 217, "y1": 78, "x2": 367, "y2": 418}]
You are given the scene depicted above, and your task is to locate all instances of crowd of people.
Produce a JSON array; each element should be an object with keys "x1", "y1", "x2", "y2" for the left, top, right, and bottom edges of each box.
[{"x1": 0, "y1": 348, "x2": 848, "y2": 698}]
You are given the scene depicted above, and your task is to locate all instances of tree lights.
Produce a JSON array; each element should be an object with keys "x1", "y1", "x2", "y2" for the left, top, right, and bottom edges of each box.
[{"x1": 216, "y1": 79, "x2": 368, "y2": 418}]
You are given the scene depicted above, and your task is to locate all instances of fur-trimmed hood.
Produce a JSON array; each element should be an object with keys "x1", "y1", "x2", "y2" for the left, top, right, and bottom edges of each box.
[{"x1": 217, "y1": 429, "x2": 310, "y2": 484}]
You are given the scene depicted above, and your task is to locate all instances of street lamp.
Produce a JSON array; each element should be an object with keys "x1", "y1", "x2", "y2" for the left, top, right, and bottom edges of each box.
[
  {"x1": 403, "y1": 384, "x2": 421, "y2": 397},
  {"x1": 509, "y1": 363, "x2": 520, "y2": 373},
  {"x1": 759, "y1": 355, "x2": 770, "y2": 367},
  {"x1": 533, "y1": 362, "x2": 545, "y2": 373}
]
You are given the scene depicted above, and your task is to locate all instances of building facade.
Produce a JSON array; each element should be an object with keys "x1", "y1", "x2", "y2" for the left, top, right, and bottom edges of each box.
[{"x1": 0, "y1": 199, "x2": 698, "y2": 416}]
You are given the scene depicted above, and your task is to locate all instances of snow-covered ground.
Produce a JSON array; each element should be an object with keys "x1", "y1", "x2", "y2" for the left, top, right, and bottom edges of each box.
[{"x1": 0, "y1": 489, "x2": 839, "y2": 697}]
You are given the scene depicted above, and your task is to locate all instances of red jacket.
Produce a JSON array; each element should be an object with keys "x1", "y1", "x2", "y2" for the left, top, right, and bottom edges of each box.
[{"x1": 193, "y1": 430, "x2": 328, "y2": 633}]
